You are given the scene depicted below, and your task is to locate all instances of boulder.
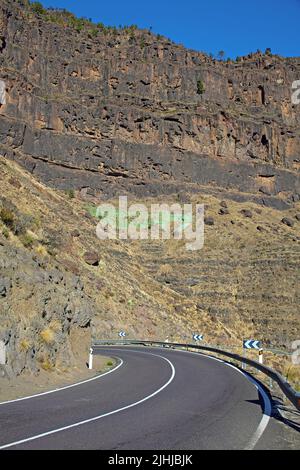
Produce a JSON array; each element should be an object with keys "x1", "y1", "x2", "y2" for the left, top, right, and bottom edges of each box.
[
  {"x1": 219, "y1": 208, "x2": 229, "y2": 215},
  {"x1": 71, "y1": 229, "x2": 80, "y2": 237},
  {"x1": 240, "y1": 209, "x2": 253, "y2": 218},
  {"x1": 83, "y1": 251, "x2": 100, "y2": 266},
  {"x1": 204, "y1": 216, "x2": 215, "y2": 226},
  {"x1": 281, "y1": 217, "x2": 294, "y2": 228}
]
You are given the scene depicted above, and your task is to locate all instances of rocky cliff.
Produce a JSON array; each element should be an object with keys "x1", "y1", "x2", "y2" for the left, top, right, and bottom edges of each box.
[
  {"x1": 0, "y1": 0, "x2": 300, "y2": 207},
  {"x1": 0, "y1": 1, "x2": 299, "y2": 380}
]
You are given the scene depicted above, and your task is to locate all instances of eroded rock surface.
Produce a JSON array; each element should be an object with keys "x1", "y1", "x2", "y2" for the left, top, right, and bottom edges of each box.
[
  {"x1": 0, "y1": 0, "x2": 299, "y2": 206},
  {"x1": 0, "y1": 240, "x2": 94, "y2": 375}
]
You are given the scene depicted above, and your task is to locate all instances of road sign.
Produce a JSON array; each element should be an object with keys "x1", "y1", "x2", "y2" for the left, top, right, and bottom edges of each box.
[
  {"x1": 193, "y1": 334, "x2": 203, "y2": 341},
  {"x1": 243, "y1": 340, "x2": 261, "y2": 349},
  {"x1": 118, "y1": 331, "x2": 126, "y2": 338}
]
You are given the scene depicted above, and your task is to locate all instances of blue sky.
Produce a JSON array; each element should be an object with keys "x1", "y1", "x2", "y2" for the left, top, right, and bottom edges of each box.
[{"x1": 39, "y1": 0, "x2": 300, "y2": 58}]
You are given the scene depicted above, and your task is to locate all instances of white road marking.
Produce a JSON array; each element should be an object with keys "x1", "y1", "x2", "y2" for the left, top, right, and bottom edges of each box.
[
  {"x1": 196, "y1": 354, "x2": 272, "y2": 449},
  {"x1": 0, "y1": 358, "x2": 124, "y2": 406},
  {"x1": 240, "y1": 374, "x2": 271, "y2": 450},
  {"x1": 0, "y1": 352, "x2": 175, "y2": 449},
  {"x1": 159, "y1": 347, "x2": 272, "y2": 450}
]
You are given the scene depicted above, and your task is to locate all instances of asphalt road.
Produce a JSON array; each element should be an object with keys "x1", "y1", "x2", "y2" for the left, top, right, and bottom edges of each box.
[{"x1": 0, "y1": 346, "x2": 298, "y2": 450}]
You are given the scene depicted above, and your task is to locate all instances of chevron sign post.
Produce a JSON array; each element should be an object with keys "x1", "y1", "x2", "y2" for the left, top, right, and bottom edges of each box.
[
  {"x1": 118, "y1": 331, "x2": 126, "y2": 338},
  {"x1": 193, "y1": 334, "x2": 203, "y2": 342},
  {"x1": 243, "y1": 340, "x2": 261, "y2": 349},
  {"x1": 242, "y1": 339, "x2": 262, "y2": 370}
]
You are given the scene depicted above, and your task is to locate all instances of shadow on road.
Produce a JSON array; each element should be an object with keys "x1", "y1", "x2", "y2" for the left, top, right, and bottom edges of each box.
[{"x1": 222, "y1": 359, "x2": 300, "y2": 435}]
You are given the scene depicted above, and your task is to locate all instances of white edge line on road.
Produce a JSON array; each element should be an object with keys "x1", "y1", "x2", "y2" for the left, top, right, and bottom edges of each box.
[
  {"x1": 0, "y1": 352, "x2": 175, "y2": 450},
  {"x1": 0, "y1": 358, "x2": 124, "y2": 406},
  {"x1": 163, "y1": 347, "x2": 272, "y2": 450},
  {"x1": 198, "y1": 353, "x2": 271, "y2": 450}
]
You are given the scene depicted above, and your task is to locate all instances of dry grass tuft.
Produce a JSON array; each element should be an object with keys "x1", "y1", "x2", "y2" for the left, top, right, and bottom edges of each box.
[
  {"x1": 40, "y1": 328, "x2": 55, "y2": 344},
  {"x1": 49, "y1": 319, "x2": 62, "y2": 332},
  {"x1": 40, "y1": 358, "x2": 54, "y2": 371},
  {"x1": 34, "y1": 244, "x2": 48, "y2": 256},
  {"x1": 19, "y1": 339, "x2": 31, "y2": 352}
]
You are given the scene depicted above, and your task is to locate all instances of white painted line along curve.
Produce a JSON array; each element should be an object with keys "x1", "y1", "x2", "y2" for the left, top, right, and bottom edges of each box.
[
  {"x1": 165, "y1": 347, "x2": 272, "y2": 450},
  {"x1": 0, "y1": 358, "x2": 124, "y2": 406},
  {"x1": 0, "y1": 352, "x2": 175, "y2": 449}
]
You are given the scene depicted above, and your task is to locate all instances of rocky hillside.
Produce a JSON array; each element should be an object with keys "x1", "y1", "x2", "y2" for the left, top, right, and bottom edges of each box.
[
  {"x1": 0, "y1": 156, "x2": 299, "y2": 377},
  {"x1": 0, "y1": 1, "x2": 299, "y2": 378},
  {"x1": 0, "y1": 0, "x2": 299, "y2": 206},
  {"x1": 0, "y1": 157, "x2": 210, "y2": 376}
]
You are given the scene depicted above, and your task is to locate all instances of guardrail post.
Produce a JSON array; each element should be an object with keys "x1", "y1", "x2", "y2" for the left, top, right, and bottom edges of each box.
[
  {"x1": 88, "y1": 347, "x2": 93, "y2": 370},
  {"x1": 242, "y1": 348, "x2": 247, "y2": 370}
]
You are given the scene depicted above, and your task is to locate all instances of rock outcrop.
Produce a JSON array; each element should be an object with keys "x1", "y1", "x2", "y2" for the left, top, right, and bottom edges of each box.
[
  {"x1": 0, "y1": 0, "x2": 299, "y2": 207},
  {"x1": 0, "y1": 240, "x2": 93, "y2": 376},
  {"x1": 0, "y1": 2, "x2": 299, "y2": 379}
]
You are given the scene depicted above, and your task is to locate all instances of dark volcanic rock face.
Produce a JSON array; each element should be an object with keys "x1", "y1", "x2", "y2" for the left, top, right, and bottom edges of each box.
[{"x1": 0, "y1": 0, "x2": 299, "y2": 204}]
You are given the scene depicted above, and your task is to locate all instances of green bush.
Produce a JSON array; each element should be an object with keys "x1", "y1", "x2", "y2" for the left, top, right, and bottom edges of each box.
[
  {"x1": 30, "y1": 1, "x2": 46, "y2": 15},
  {"x1": 88, "y1": 29, "x2": 98, "y2": 38},
  {"x1": 29, "y1": 2, "x2": 139, "y2": 39},
  {"x1": 65, "y1": 189, "x2": 75, "y2": 199},
  {"x1": 2, "y1": 227, "x2": 9, "y2": 239},
  {"x1": 0, "y1": 207, "x2": 15, "y2": 228},
  {"x1": 197, "y1": 79, "x2": 205, "y2": 95},
  {"x1": 19, "y1": 233, "x2": 35, "y2": 248}
]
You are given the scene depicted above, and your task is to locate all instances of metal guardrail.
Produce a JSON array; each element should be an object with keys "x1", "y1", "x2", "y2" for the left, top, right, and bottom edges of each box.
[{"x1": 92, "y1": 339, "x2": 300, "y2": 411}]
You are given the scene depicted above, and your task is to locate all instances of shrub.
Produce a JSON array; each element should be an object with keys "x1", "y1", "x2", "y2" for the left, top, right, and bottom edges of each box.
[
  {"x1": 107, "y1": 360, "x2": 113, "y2": 366},
  {"x1": 19, "y1": 233, "x2": 34, "y2": 248},
  {"x1": 30, "y1": 1, "x2": 46, "y2": 15},
  {"x1": 49, "y1": 319, "x2": 62, "y2": 332},
  {"x1": 20, "y1": 339, "x2": 31, "y2": 352},
  {"x1": 40, "y1": 358, "x2": 54, "y2": 371},
  {"x1": 0, "y1": 207, "x2": 15, "y2": 228},
  {"x1": 197, "y1": 79, "x2": 205, "y2": 95},
  {"x1": 88, "y1": 29, "x2": 98, "y2": 38},
  {"x1": 40, "y1": 328, "x2": 55, "y2": 344},
  {"x1": 65, "y1": 189, "x2": 75, "y2": 199},
  {"x1": 2, "y1": 227, "x2": 9, "y2": 239},
  {"x1": 34, "y1": 244, "x2": 48, "y2": 256}
]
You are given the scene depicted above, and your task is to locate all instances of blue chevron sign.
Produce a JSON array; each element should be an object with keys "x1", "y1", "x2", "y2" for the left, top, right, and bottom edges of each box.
[
  {"x1": 243, "y1": 339, "x2": 261, "y2": 349},
  {"x1": 118, "y1": 331, "x2": 126, "y2": 337},
  {"x1": 193, "y1": 334, "x2": 203, "y2": 341}
]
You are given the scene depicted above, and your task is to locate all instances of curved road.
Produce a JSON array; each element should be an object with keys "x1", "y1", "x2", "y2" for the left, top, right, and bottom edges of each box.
[{"x1": 0, "y1": 346, "x2": 297, "y2": 449}]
